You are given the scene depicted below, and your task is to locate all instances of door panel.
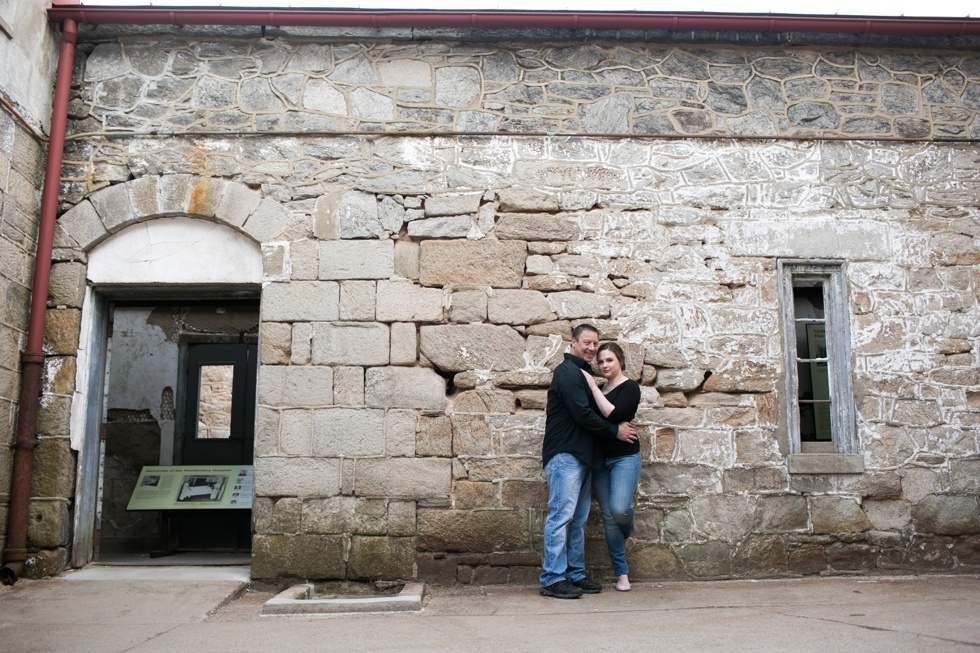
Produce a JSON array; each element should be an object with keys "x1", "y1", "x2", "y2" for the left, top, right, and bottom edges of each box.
[
  {"x1": 182, "y1": 343, "x2": 255, "y2": 466},
  {"x1": 178, "y1": 343, "x2": 255, "y2": 550}
]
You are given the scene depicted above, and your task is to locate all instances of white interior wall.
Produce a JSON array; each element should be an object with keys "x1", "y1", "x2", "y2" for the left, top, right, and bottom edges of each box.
[{"x1": 108, "y1": 307, "x2": 178, "y2": 465}]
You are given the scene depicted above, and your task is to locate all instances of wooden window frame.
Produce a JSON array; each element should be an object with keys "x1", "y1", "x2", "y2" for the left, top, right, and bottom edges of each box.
[{"x1": 778, "y1": 260, "x2": 858, "y2": 459}]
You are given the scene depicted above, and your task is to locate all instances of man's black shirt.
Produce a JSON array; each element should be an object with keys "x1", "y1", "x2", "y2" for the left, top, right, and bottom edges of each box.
[{"x1": 542, "y1": 352, "x2": 619, "y2": 469}]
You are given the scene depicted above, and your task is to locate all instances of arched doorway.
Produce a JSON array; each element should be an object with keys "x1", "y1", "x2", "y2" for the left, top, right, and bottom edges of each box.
[{"x1": 72, "y1": 217, "x2": 262, "y2": 564}]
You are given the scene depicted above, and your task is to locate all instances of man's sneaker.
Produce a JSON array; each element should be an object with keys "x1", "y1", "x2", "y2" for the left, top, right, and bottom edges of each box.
[
  {"x1": 540, "y1": 580, "x2": 584, "y2": 599},
  {"x1": 569, "y1": 577, "x2": 602, "y2": 594}
]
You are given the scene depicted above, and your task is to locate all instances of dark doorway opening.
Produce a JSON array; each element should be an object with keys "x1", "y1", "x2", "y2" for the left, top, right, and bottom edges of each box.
[{"x1": 97, "y1": 301, "x2": 258, "y2": 560}]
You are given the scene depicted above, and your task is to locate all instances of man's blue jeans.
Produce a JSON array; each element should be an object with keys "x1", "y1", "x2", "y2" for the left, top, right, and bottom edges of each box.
[
  {"x1": 540, "y1": 453, "x2": 592, "y2": 587},
  {"x1": 592, "y1": 452, "x2": 642, "y2": 577}
]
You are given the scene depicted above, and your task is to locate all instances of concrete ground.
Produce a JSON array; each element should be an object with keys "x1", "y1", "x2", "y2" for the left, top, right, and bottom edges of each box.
[{"x1": 0, "y1": 567, "x2": 977, "y2": 652}]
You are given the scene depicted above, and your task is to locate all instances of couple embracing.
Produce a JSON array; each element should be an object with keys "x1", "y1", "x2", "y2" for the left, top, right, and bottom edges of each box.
[{"x1": 540, "y1": 323, "x2": 642, "y2": 599}]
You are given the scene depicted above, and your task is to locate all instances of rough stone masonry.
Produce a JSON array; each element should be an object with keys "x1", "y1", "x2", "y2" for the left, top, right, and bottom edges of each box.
[
  {"x1": 33, "y1": 27, "x2": 980, "y2": 582},
  {"x1": 0, "y1": 92, "x2": 47, "y2": 568}
]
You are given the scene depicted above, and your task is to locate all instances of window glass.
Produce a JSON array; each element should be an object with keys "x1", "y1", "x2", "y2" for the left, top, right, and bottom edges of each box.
[
  {"x1": 793, "y1": 283, "x2": 832, "y2": 443},
  {"x1": 796, "y1": 360, "x2": 832, "y2": 442},
  {"x1": 793, "y1": 284, "x2": 825, "y2": 320}
]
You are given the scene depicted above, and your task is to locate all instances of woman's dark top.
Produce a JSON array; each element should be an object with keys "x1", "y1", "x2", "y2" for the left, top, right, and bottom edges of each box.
[{"x1": 598, "y1": 379, "x2": 642, "y2": 458}]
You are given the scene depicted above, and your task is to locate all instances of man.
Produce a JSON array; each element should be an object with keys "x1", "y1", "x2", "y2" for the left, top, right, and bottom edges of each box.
[{"x1": 540, "y1": 323, "x2": 637, "y2": 599}]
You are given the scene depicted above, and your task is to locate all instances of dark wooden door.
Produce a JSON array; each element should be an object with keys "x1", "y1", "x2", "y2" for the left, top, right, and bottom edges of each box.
[{"x1": 177, "y1": 343, "x2": 255, "y2": 550}]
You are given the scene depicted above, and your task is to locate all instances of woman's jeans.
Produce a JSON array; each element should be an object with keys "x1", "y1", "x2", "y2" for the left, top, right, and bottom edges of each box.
[
  {"x1": 592, "y1": 452, "x2": 642, "y2": 576},
  {"x1": 540, "y1": 453, "x2": 592, "y2": 587}
]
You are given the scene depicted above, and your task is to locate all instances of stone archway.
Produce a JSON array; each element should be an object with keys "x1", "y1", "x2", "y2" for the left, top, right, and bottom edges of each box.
[{"x1": 57, "y1": 174, "x2": 289, "y2": 251}]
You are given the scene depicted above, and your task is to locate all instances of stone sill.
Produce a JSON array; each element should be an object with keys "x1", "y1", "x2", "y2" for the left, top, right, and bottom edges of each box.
[{"x1": 788, "y1": 453, "x2": 865, "y2": 475}]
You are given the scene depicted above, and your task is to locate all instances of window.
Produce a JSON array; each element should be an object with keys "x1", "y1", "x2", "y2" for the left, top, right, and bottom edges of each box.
[{"x1": 778, "y1": 261, "x2": 859, "y2": 465}]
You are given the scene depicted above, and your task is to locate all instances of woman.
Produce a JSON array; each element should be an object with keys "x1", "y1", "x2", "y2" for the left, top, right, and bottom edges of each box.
[{"x1": 581, "y1": 343, "x2": 642, "y2": 592}]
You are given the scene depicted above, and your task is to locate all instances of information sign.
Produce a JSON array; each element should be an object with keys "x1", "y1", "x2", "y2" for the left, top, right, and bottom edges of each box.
[{"x1": 127, "y1": 465, "x2": 253, "y2": 510}]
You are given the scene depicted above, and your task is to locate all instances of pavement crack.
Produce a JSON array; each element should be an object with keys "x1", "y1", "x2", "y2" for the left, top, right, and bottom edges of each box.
[
  {"x1": 776, "y1": 611, "x2": 980, "y2": 648},
  {"x1": 117, "y1": 623, "x2": 184, "y2": 653}
]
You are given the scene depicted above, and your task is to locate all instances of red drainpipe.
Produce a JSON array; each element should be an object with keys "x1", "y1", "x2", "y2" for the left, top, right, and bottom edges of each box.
[{"x1": 0, "y1": 18, "x2": 77, "y2": 586}]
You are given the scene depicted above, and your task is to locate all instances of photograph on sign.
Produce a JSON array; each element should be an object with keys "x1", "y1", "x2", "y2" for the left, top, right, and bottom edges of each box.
[{"x1": 176, "y1": 475, "x2": 228, "y2": 503}]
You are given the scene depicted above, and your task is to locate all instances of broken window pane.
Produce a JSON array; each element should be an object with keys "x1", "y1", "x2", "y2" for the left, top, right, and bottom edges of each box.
[{"x1": 196, "y1": 364, "x2": 234, "y2": 439}]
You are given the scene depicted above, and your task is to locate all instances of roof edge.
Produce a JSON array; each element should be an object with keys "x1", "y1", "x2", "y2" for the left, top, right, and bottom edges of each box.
[{"x1": 46, "y1": 6, "x2": 980, "y2": 37}]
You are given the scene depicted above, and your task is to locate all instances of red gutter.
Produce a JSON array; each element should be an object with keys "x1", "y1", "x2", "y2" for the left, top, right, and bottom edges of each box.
[
  {"x1": 46, "y1": 5, "x2": 980, "y2": 37},
  {"x1": 0, "y1": 19, "x2": 77, "y2": 586}
]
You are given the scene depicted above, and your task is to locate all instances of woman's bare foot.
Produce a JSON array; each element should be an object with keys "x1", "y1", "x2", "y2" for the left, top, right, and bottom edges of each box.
[{"x1": 616, "y1": 575, "x2": 631, "y2": 591}]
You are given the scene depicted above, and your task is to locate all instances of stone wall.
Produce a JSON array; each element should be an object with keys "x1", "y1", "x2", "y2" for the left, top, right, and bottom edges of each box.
[
  {"x1": 59, "y1": 36, "x2": 980, "y2": 156},
  {"x1": 0, "y1": 0, "x2": 62, "y2": 577},
  {"x1": 0, "y1": 106, "x2": 47, "y2": 569},
  {"x1": 44, "y1": 32, "x2": 980, "y2": 582},
  {"x1": 0, "y1": 0, "x2": 60, "y2": 132}
]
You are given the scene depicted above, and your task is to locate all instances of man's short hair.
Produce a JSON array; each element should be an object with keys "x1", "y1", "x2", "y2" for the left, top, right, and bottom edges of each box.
[{"x1": 571, "y1": 323, "x2": 599, "y2": 340}]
